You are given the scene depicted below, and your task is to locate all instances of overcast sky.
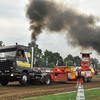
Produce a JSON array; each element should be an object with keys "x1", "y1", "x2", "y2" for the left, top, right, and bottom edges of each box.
[{"x1": 0, "y1": 0, "x2": 100, "y2": 60}]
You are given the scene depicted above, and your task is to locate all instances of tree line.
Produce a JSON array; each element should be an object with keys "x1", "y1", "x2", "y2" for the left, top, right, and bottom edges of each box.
[
  {"x1": 28, "y1": 43, "x2": 100, "y2": 69},
  {"x1": 0, "y1": 41, "x2": 100, "y2": 69}
]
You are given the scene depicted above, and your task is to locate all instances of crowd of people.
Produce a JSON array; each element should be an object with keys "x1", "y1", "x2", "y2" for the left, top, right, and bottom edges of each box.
[{"x1": 32, "y1": 67, "x2": 53, "y2": 71}]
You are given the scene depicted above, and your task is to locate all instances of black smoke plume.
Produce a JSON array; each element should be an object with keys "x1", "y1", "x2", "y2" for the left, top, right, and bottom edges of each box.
[{"x1": 26, "y1": 0, "x2": 100, "y2": 53}]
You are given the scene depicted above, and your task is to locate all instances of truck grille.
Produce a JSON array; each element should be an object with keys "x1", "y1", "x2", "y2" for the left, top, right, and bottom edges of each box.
[{"x1": 0, "y1": 60, "x2": 13, "y2": 72}]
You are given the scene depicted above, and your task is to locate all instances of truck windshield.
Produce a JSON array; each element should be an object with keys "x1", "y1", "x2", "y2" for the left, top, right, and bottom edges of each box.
[
  {"x1": 82, "y1": 57, "x2": 89, "y2": 61},
  {"x1": 0, "y1": 48, "x2": 17, "y2": 57}
]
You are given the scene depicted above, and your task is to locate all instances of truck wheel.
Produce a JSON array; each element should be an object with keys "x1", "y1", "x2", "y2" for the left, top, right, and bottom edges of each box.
[
  {"x1": 87, "y1": 77, "x2": 91, "y2": 82},
  {"x1": 0, "y1": 80, "x2": 8, "y2": 86},
  {"x1": 19, "y1": 72, "x2": 28, "y2": 85},
  {"x1": 44, "y1": 75, "x2": 51, "y2": 85},
  {"x1": 84, "y1": 78, "x2": 87, "y2": 83}
]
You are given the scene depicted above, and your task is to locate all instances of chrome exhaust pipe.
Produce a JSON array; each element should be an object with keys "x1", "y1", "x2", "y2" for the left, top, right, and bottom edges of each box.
[
  {"x1": 31, "y1": 46, "x2": 34, "y2": 69},
  {"x1": 31, "y1": 41, "x2": 34, "y2": 69}
]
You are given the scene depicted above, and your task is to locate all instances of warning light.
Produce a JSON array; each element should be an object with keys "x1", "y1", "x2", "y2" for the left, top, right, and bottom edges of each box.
[
  {"x1": 16, "y1": 42, "x2": 18, "y2": 45},
  {"x1": 79, "y1": 82, "x2": 81, "y2": 86},
  {"x1": 3, "y1": 44, "x2": 5, "y2": 47}
]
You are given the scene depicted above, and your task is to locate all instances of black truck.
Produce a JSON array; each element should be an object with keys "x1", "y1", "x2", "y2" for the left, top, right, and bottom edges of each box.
[{"x1": 0, "y1": 44, "x2": 51, "y2": 86}]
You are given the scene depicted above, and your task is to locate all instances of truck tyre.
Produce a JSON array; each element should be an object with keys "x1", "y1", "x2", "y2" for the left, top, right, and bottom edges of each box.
[
  {"x1": 19, "y1": 72, "x2": 28, "y2": 85},
  {"x1": 87, "y1": 77, "x2": 91, "y2": 82},
  {"x1": 43, "y1": 75, "x2": 51, "y2": 85},
  {"x1": 0, "y1": 80, "x2": 8, "y2": 86},
  {"x1": 84, "y1": 78, "x2": 87, "y2": 83}
]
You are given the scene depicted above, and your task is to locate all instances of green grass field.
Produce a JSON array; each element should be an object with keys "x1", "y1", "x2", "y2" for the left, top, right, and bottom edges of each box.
[
  {"x1": 93, "y1": 74, "x2": 100, "y2": 77},
  {"x1": 20, "y1": 88, "x2": 100, "y2": 100}
]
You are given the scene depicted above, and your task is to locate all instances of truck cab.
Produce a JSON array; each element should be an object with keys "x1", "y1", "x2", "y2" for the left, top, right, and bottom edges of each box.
[{"x1": 0, "y1": 44, "x2": 32, "y2": 85}]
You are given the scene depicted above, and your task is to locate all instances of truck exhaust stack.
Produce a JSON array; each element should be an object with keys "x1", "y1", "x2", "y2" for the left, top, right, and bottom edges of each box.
[
  {"x1": 31, "y1": 41, "x2": 34, "y2": 69},
  {"x1": 31, "y1": 47, "x2": 34, "y2": 69}
]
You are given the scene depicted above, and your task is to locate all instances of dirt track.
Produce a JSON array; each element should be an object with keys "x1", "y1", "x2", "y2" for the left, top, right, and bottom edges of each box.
[{"x1": 0, "y1": 77, "x2": 100, "y2": 100}]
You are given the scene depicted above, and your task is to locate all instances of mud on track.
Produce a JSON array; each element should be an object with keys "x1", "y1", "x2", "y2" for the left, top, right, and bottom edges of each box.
[{"x1": 0, "y1": 77, "x2": 100, "y2": 100}]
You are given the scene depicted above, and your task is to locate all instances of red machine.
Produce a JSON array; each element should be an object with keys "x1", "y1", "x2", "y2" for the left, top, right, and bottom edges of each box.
[
  {"x1": 81, "y1": 52, "x2": 95, "y2": 76},
  {"x1": 49, "y1": 53, "x2": 93, "y2": 83}
]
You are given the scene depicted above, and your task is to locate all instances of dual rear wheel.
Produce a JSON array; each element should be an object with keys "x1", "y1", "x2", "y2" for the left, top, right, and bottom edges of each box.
[
  {"x1": 43, "y1": 75, "x2": 51, "y2": 85},
  {"x1": 40, "y1": 75, "x2": 51, "y2": 85}
]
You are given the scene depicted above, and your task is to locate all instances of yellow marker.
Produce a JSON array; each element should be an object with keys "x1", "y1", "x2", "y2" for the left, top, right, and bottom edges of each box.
[
  {"x1": 19, "y1": 62, "x2": 30, "y2": 67},
  {"x1": 27, "y1": 54, "x2": 30, "y2": 57}
]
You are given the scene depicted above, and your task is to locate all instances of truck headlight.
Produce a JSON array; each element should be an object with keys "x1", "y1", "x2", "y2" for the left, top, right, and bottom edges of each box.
[{"x1": 11, "y1": 74, "x2": 14, "y2": 76}]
